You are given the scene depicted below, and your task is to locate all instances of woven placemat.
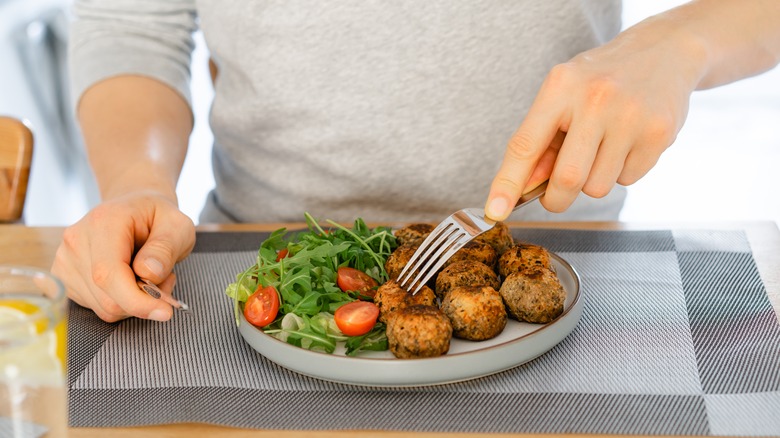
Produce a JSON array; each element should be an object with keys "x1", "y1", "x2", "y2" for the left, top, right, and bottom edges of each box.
[{"x1": 67, "y1": 229, "x2": 780, "y2": 436}]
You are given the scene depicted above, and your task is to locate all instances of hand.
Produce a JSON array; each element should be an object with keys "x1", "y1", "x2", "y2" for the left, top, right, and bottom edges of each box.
[
  {"x1": 484, "y1": 18, "x2": 706, "y2": 220},
  {"x1": 52, "y1": 192, "x2": 195, "y2": 322}
]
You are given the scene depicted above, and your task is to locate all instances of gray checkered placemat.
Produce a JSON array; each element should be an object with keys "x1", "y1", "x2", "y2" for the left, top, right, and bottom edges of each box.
[{"x1": 67, "y1": 229, "x2": 780, "y2": 436}]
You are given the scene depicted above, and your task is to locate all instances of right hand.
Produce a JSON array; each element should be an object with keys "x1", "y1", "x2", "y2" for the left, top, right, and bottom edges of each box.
[{"x1": 52, "y1": 191, "x2": 195, "y2": 322}]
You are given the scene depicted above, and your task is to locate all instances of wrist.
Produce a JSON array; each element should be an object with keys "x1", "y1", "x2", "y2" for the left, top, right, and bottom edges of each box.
[
  {"x1": 98, "y1": 162, "x2": 179, "y2": 205},
  {"x1": 635, "y1": 12, "x2": 712, "y2": 90},
  {"x1": 646, "y1": 0, "x2": 780, "y2": 89}
]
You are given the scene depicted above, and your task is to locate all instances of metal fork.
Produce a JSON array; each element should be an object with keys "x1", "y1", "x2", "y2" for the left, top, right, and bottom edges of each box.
[{"x1": 397, "y1": 181, "x2": 549, "y2": 295}]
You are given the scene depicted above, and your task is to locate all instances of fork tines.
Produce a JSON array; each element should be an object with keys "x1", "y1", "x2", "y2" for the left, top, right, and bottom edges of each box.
[{"x1": 396, "y1": 218, "x2": 472, "y2": 295}]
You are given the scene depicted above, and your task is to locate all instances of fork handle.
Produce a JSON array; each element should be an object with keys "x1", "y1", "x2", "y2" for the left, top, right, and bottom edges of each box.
[{"x1": 513, "y1": 180, "x2": 548, "y2": 211}]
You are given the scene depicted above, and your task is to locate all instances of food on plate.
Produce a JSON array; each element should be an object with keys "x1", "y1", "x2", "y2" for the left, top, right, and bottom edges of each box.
[
  {"x1": 443, "y1": 240, "x2": 498, "y2": 270},
  {"x1": 435, "y1": 260, "x2": 500, "y2": 300},
  {"x1": 440, "y1": 285, "x2": 507, "y2": 341},
  {"x1": 384, "y1": 242, "x2": 419, "y2": 281},
  {"x1": 394, "y1": 223, "x2": 434, "y2": 246},
  {"x1": 386, "y1": 304, "x2": 452, "y2": 358},
  {"x1": 376, "y1": 219, "x2": 568, "y2": 357},
  {"x1": 373, "y1": 279, "x2": 436, "y2": 323},
  {"x1": 499, "y1": 268, "x2": 566, "y2": 324},
  {"x1": 228, "y1": 214, "x2": 568, "y2": 359},
  {"x1": 334, "y1": 301, "x2": 380, "y2": 336},
  {"x1": 336, "y1": 266, "x2": 379, "y2": 299},
  {"x1": 243, "y1": 285, "x2": 280, "y2": 328},
  {"x1": 473, "y1": 221, "x2": 515, "y2": 255},
  {"x1": 497, "y1": 243, "x2": 555, "y2": 278},
  {"x1": 226, "y1": 214, "x2": 397, "y2": 356}
]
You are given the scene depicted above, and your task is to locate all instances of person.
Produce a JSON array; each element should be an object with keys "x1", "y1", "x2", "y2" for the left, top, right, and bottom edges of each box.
[{"x1": 53, "y1": 0, "x2": 780, "y2": 323}]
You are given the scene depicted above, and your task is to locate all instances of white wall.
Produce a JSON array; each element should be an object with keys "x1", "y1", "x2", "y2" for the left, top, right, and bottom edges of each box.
[
  {"x1": 177, "y1": 31, "x2": 215, "y2": 224},
  {"x1": 619, "y1": 1, "x2": 780, "y2": 224}
]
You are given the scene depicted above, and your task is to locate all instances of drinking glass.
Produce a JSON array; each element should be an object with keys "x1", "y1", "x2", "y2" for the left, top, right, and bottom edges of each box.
[{"x1": 0, "y1": 265, "x2": 67, "y2": 437}]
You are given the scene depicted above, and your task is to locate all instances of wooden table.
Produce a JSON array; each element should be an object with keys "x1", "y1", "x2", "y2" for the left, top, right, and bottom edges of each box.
[{"x1": 2, "y1": 221, "x2": 778, "y2": 438}]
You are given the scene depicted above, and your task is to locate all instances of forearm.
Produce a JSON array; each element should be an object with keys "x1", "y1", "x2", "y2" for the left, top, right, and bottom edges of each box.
[
  {"x1": 78, "y1": 75, "x2": 193, "y2": 203},
  {"x1": 629, "y1": 0, "x2": 780, "y2": 90}
]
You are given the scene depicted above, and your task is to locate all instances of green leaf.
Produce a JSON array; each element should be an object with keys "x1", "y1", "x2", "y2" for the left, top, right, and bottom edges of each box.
[
  {"x1": 267, "y1": 313, "x2": 338, "y2": 353},
  {"x1": 345, "y1": 323, "x2": 388, "y2": 356}
]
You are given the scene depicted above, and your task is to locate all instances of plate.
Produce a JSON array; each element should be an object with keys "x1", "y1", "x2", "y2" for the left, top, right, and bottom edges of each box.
[{"x1": 237, "y1": 252, "x2": 583, "y2": 387}]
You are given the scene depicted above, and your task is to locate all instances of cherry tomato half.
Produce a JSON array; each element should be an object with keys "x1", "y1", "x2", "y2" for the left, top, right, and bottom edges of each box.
[
  {"x1": 336, "y1": 267, "x2": 379, "y2": 299},
  {"x1": 275, "y1": 248, "x2": 289, "y2": 262},
  {"x1": 334, "y1": 301, "x2": 380, "y2": 336},
  {"x1": 244, "y1": 285, "x2": 280, "y2": 328}
]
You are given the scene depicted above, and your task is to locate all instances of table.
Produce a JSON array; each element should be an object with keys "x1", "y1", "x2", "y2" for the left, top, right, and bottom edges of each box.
[{"x1": 1, "y1": 221, "x2": 778, "y2": 438}]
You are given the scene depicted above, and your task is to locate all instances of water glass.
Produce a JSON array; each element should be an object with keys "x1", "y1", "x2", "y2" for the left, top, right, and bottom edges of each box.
[{"x1": 0, "y1": 266, "x2": 67, "y2": 437}]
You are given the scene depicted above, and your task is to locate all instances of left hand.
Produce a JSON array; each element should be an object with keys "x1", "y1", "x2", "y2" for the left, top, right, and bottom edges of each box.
[{"x1": 484, "y1": 17, "x2": 706, "y2": 220}]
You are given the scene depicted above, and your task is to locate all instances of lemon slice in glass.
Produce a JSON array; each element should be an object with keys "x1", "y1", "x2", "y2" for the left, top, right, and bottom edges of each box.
[{"x1": 0, "y1": 298, "x2": 65, "y2": 387}]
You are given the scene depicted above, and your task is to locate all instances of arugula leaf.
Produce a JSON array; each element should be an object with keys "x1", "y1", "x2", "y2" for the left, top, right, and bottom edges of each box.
[
  {"x1": 345, "y1": 323, "x2": 389, "y2": 356},
  {"x1": 265, "y1": 313, "x2": 340, "y2": 353}
]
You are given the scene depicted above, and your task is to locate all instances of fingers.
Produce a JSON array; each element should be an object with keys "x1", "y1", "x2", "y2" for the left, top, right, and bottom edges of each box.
[
  {"x1": 580, "y1": 131, "x2": 630, "y2": 199},
  {"x1": 485, "y1": 24, "x2": 697, "y2": 218},
  {"x1": 52, "y1": 195, "x2": 195, "y2": 323},
  {"x1": 91, "y1": 254, "x2": 173, "y2": 322},
  {"x1": 541, "y1": 118, "x2": 603, "y2": 212},
  {"x1": 62, "y1": 209, "x2": 173, "y2": 321},
  {"x1": 485, "y1": 91, "x2": 564, "y2": 221},
  {"x1": 132, "y1": 213, "x2": 195, "y2": 284},
  {"x1": 526, "y1": 130, "x2": 565, "y2": 191}
]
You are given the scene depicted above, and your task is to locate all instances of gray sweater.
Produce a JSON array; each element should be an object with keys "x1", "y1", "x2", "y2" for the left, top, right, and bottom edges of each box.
[{"x1": 70, "y1": 0, "x2": 625, "y2": 224}]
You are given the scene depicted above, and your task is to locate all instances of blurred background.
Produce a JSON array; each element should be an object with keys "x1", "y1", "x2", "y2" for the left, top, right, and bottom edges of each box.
[{"x1": 1, "y1": 0, "x2": 778, "y2": 226}]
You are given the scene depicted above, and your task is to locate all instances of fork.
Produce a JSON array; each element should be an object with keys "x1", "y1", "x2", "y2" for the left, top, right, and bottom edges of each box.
[{"x1": 396, "y1": 180, "x2": 549, "y2": 295}]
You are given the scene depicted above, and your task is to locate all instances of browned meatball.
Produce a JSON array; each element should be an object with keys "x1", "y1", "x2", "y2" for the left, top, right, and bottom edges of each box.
[
  {"x1": 499, "y1": 268, "x2": 566, "y2": 324},
  {"x1": 373, "y1": 280, "x2": 436, "y2": 323},
  {"x1": 497, "y1": 243, "x2": 555, "y2": 278},
  {"x1": 394, "y1": 223, "x2": 434, "y2": 246},
  {"x1": 384, "y1": 243, "x2": 418, "y2": 281},
  {"x1": 440, "y1": 286, "x2": 507, "y2": 341},
  {"x1": 435, "y1": 260, "x2": 500, "y2": 300},
  {"x1": 444, "y1": 240, "x2": 497, "y2": 270},
  {"x1": 386, "y1": 304, "x2": 452, "y2": 359},
  {"x1": 474, "y1": 221, "x2": 514, "y2": 255}
]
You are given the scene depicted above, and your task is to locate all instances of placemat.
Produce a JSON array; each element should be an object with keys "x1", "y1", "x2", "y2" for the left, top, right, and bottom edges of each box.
[{"x1": 67, "y1": 229, "x2": 780, "y2": 436}]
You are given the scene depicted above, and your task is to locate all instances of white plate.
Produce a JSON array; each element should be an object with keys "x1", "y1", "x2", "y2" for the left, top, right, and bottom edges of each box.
[{"x1": 237, "y1": 252, "x2": 583, "y2": 387}]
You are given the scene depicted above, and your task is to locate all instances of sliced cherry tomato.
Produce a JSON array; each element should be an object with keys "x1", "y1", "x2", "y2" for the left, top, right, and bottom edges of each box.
[
  {"x1": 244, "y1": 285, "x2": 280, "y2": 328},
  {"x1": 334, "y1": 301, "x2": 380, "y2": 336},
  {"x1": 275, "y1": 248, "x2": 289, "y2": 262},
  {"x1": 336, "y1": 267, "x2": 379, "y2": 299}
]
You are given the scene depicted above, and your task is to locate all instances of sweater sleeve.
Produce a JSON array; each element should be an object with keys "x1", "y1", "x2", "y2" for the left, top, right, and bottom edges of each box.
[{"x1": 68, "y1": 0, "x2": 198, "y2": 110}]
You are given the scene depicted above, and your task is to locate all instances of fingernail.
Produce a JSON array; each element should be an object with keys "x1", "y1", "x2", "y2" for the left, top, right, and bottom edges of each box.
[
  {"x1": 148, "y1": 309, "x2": 171, "y2": 322},
  {"x1": 144, "y1": 257, "x2": 165, "y2": 278},
  {"x1": 486, "y1": 197, "x2": 509, "y2": 220}
]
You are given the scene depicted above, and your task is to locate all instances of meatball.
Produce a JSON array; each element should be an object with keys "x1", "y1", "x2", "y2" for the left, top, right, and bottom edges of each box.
[
  {"x1": 497, "y1": 243, "x2": 555, "y2": 278},
  {"x1": 394, "y1": 223, "x2": 434, "y2": 246},
  {"x1": 474, "y1": 221, "x2": 514, "y2": 255},
  {"x1": 384, "y1": 243, "x2": 418, "y2": 281},
  {"x1": 373, "y1": 280, "x2": 436, "y2": 323},
  {"x1": 386, "y1": 304, "x2": 452, "y2": 359},
  {"x1": 444, "y1": 240, "x2": 497, "y2": 270},
  {"x1": 435, "y1": 260, "x2": 500, "y2": 300},
  {"x1": 440, "y1": 286, "x2": 507, "y2": 341},
  {"x1": 499, "y1": 268, "x2": 566, "y2": 324}
]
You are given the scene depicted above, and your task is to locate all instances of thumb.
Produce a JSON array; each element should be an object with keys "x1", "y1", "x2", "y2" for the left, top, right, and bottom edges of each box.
[
  {"x1": 133, "y1": 215, "x2": 195, "y2": 283},
  {"x1": 485, "y1": 132, "x2": 561, "y2": 222}
]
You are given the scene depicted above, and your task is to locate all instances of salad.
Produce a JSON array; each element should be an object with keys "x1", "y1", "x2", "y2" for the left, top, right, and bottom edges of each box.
[{"x1": 225, "y1": 213, "x2": 398, "y2": 356}]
